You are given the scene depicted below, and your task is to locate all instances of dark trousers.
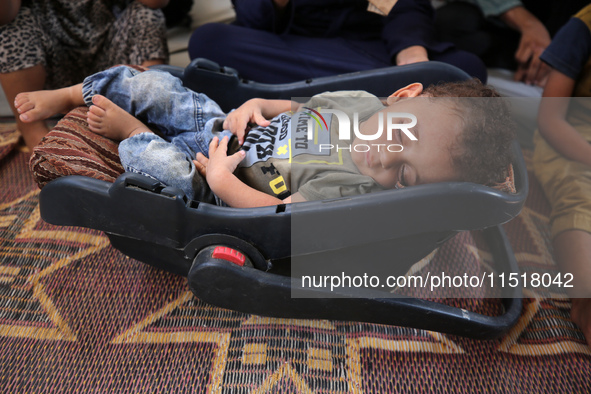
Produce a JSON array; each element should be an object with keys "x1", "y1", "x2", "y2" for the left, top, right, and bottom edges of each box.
[
  {"x1": 434, "y1": 0, "x2": 591, "y2": 70},
  {"x1": 188, "y1": 22, "x2": 488, "y2": 84}
]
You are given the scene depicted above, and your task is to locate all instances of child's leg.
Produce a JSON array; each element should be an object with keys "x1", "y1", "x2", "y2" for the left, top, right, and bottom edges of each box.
[
  {"x1": 87, "y1": 95, "x2": 151, "y2": 141},
  {"x1": 87, "y1": 95, "x2": 214, "y2": 203},
  {"x1": 533, "y1": 132, "x2": 591, "y2": 347},
  {"x1": 14, "y1": 82, "x2": 84, "y2": 123},
  {"x1": 81, "y1": 65, "x2": 227, "y2": 154},
  {"x1": 553, "y1": 230, "x2": 591, "y2": 346},
  {"x1": 120, "y1": 133, "x2": 216, "y2": 202},
  {"x1": 0, "y1": 65, "x2": 49, "y2": 150}
]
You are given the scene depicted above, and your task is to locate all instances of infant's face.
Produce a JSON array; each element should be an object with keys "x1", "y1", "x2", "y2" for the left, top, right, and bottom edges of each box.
[{"x1": 351, "y1": 97, "x2": 462, "y2": 188}]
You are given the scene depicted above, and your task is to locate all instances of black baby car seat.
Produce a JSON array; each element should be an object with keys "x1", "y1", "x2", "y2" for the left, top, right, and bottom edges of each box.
[{"x1": 39, "y1": 59, "x2": 527, "y2": 339}]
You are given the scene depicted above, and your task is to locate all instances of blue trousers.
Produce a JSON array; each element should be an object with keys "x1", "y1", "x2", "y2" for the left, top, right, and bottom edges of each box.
[
  {"x1": 188, "y1": 23, "x2": 488, "y2": 84},
  {"x1": 82, "y1": 66, "x2": 232, "y2": 202}
]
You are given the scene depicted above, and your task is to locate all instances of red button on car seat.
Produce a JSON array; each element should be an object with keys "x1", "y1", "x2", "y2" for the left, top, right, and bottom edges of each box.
[{"x1": 212, "y1": 246, "x2": 246, "y2": 266}]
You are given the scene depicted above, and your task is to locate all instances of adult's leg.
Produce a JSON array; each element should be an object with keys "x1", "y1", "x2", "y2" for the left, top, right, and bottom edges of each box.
[
  {"x1": 101, "y1": 0, "x2": 169, "y2": 70},
  {"x1": 189, "y1": 22, "x2": 487, "y2": 84},
  {"x1": 434, "y1": 2, "x2": 492, "y2": 57},
  {"x1": 431, "y1": 48, "x2": 488, "y2": 83},
  {"x1": 436, "y1": 2, "x2": 518, "y2": 71},
  {"x1": 0, "y1": 7, "x2": 52, "y2": 150},
  {"x1": 188, "y1": 23, "x2": 392, "y2": 84}
]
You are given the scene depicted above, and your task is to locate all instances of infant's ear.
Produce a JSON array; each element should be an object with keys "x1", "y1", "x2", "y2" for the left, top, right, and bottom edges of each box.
[{"x1": 387, "y1": 83, "x2": 424, "y2": 105}]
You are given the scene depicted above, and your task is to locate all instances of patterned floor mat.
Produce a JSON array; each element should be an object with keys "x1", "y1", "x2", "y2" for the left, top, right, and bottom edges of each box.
[{"x1": 1, "y1": 126, "x2": 590, "y2": 393}]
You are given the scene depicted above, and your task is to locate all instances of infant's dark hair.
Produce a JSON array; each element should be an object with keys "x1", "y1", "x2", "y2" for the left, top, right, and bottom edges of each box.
[{"x1": 423, "y1": 79, "x2": 515, "y2": 185}]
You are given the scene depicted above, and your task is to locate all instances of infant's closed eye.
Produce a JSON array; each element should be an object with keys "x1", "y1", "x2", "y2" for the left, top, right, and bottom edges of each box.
[{"x1": 398, "y1": 165, "x2": 408, "y2": 187}]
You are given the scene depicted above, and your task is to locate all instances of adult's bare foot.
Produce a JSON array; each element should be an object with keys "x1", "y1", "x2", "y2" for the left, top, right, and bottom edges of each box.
[
  {"x1": 14, "y1": 85, "x2": 83, "y2": 123},
  {"x1": 87, "y1": 95, "x2": 152, "y2": 141}
]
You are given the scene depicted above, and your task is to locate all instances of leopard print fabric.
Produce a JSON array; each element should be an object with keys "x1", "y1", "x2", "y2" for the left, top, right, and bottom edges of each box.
[{"x1": 0, "y1": 0, "x2": 169, "y2": 89}]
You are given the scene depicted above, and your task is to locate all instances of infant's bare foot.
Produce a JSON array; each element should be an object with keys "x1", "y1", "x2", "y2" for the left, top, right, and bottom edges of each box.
[
  {"x1": 87, "y1": 95, "x2": 151, "y2": 141},
  {"x1": 15, "y1": 87, "x2": 78, "y2": 123}
]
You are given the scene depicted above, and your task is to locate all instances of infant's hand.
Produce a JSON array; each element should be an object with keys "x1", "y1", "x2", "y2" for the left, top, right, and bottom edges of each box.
[
  {"x1": 193, "y1": 136, "x2": 245, "y2": 182},
  {"x1": 223, "y1": 99, "x2": 271, "y2": 144},
  {"x1": 194, "y1": 152, "x2": 209, "y2": 178}
]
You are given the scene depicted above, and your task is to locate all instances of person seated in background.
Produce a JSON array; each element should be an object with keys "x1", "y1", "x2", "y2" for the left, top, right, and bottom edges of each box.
[
  {"x1": 434, "y1": 0, "x2": 589, "y2": 87},
  {"x1": 15, "y1": 65, "x2": 514, "y2": 208},
  {"x1": 0, "y1": 0, "x2": 170, "y2": 151},
  {"x1": 187, "y1": 0, "x2": 487, "y2": 85},
  {"x1": 531, "y1": 4, "x2": 591, "y2": 347}
]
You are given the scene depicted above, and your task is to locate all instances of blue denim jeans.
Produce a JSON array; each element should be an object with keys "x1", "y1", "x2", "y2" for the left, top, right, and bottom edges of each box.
[{"x1": 81, "y1": 65, "x2": 232, "y2": 202}]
